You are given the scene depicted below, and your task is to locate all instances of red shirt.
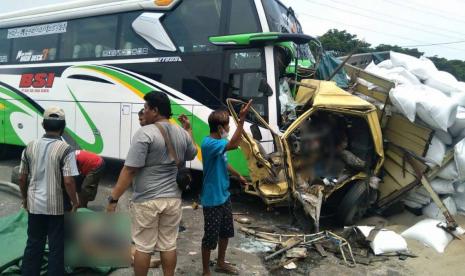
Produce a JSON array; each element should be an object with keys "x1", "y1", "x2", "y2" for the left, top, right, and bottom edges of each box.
[{"x1": 75, "y1": 150, "x2": 103, "y2": 175}]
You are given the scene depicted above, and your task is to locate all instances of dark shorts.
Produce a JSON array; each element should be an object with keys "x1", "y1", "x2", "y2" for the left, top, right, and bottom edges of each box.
[
  {"x1": 77, "y1": 161, "x2": 105, "y2": 201},
  {"x1": 202, "y1": 198, "x2": 234, "y2": 250}
]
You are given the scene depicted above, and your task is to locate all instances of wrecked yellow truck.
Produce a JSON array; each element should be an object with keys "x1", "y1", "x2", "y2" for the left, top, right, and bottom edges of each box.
[
  {"x1": 228, "y1": 78, "x2": 385, "y2": 230},
  {"x1": 232, "y1": 50, "x2": 462, "y2": 232}
]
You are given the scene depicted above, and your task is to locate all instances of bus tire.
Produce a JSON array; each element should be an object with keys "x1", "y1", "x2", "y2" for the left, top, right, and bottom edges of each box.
[
  {"x1": 11, "y1": 166, "x2": 21, "y2": 185},
  {"x1": 337, "y1": 180, "x2": 371, "y2": 226}
]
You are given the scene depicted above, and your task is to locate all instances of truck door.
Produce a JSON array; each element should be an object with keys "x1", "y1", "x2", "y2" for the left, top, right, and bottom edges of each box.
[{"x1": 223, "y1": 48, "x2": 269, "y2": 121}]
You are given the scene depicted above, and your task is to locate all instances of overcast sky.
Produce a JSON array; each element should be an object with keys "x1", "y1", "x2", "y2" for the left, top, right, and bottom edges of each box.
[{"x1": 2, "y1": 0, "x2": 465, "y2": 60}]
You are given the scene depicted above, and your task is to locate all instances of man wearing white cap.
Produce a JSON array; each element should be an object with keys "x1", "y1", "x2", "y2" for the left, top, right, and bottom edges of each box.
[{"x1": 18, "y1": 106, "x2": 80, "y2": 276}]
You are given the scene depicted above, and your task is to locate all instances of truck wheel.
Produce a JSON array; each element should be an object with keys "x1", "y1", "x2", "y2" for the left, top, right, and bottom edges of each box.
[
  {"x1": 11, "y1": 166, "x2": 21, "y2": 185},
  {"x1": 337, "y1": 180, "x2": 371, "y2": 226}
]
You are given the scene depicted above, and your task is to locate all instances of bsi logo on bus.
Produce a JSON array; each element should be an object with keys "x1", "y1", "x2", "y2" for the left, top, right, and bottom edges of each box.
[{"x1": 20, "y1": 73, "x2": 55, "y2": 92}]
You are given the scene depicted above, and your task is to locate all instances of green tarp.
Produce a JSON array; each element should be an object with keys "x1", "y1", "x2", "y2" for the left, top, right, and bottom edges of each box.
[
  {"x1": 316, "y1": 51, "x2": 349, "y2": 89},
  {"x1": 0, "y1": 209, "x2": 36, "y2": 275}
]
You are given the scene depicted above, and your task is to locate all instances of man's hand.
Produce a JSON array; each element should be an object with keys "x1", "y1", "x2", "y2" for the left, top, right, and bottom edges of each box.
[
  {"x1": 178, "y1": 114, "x2": 191, "y2": 130},
  {"x1": 71, "y1": 205, "x2": 78, "y2": 212},
  {"x1": 22, "y1": 199, "x2": 28, "y2": 211},
  {"x1": 238, "y1": 100, "x2": 253, "y2": 122},
  {"x1": 106, "y1": 202, "x2": 117, "y2": 213}
]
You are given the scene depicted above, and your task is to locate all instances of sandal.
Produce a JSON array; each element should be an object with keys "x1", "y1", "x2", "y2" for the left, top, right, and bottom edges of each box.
[{"x1": 214, "y1": 263, "x2": 239, "y2": 275}]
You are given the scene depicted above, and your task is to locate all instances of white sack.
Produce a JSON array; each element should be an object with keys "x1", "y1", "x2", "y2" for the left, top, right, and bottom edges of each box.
[
  {"x1": 454, "y1": 138, "x2": 465, "y2": 181},
  {"x1": 403, "y1": 199, "x2": 423, "y2": 209},
  {"x1": 401, "y1": 219, "x2": 453, "y2": 253},
  {"x1": 365, "y1": 61, "x2": 420, "y2": 85},
  {"x1": 365, "y1": 61, "x2": 383, "y2": 77},
  {"x1": 430, "y1": 178, "x2": 455, "y2": 194},
  {"x1": 389, "y1": 52, "x2": 437, "y2": 80},
  {"x1": 450, "y1": 92, "x2": 465, "y2": 107},
  {"x1": 425, "y1": 136, "x2": 447, "y2": 166},
  {"x1": 377, "y1": 59, "x2": 393, "y2": 69},
  {"x1": 449, "y1": 106, "x2": 465, "y2": 137},
  {"x1": 357, "y1": 62, "x2": 383, "y2": 90},
  {"x1": 357, "y1": 226, "x2": 408, "y2": 255},
  {"x1": 438, "y1": 162, "x2": 459, "y2": 180},
  {"x1": 357, "y1": 77, "x2": 377, "y2": 90},
  {"x1": 405, "y1": 190, "x2": 431, "y2": 205},
  {"x1": 416, "y1": 187, "x2": 431, "y2": 198},
  {"x1": 422, "y1": 197, "x2": 457, "y2": 220},
  {"x1": 453, "y1": 192, "x2": 465, "y2": 214},
  {"x1": 390, "y1": 51, "x2": 421, "y2": 71},
  {"x1": 454, "y1": 129, "x2": 465, "y2": 145},
  {"x1": 389, "y1": 84, "x2": 419, "y2": 122},
  {"x1": 415, "y1": 84, "x2": 458, "y2": 131},
  {"x1": 457, "y1": 81, "x2": 465, "y2": 92},
  {"x1": 453, "y1": 181, "x2": 465, "y2": 193},
  {"x1": 425, "y1": 71, "x2": 459, "y2": 95},
  {"x1": 391, "y1": 68, "x2": 421, "y2": 85},
  {"x1": 434, "y1": 129, "x2": 453, "y2": 145},
  {"x1": 410, "y1": 56, "x2": 438, "y2": 80}
]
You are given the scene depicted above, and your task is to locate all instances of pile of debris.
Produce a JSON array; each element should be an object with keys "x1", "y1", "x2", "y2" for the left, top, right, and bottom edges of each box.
[
  {"x1": 360, "y1": 51, "x2": 465, "y2": 221},
  {"x1": 238, "y1": 225, "x2": 356, "y2": 271}
]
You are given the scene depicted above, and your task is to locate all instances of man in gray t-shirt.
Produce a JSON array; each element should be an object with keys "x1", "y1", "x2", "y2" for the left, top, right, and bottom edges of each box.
[
  {"x1": 106, "y1": 92, "x2": 197, "y2": 276},
  {"x1": 127, "y1": 121, "x2": 197, "y2": 202}
]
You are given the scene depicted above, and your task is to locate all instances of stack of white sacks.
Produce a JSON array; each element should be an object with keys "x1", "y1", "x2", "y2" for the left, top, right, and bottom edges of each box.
[{"x1": 361, "y1": 51, "x2": 465, "y2": 220}]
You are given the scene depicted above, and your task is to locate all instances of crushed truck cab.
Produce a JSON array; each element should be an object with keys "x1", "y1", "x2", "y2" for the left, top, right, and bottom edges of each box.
[{"x1": 227, "y1": 79, "x2": 384, "y2": 230}]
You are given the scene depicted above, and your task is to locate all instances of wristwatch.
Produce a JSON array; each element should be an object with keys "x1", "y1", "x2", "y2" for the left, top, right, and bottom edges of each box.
[{"x1": 107, "y1": 195, "x2": 119, "y2": 204}]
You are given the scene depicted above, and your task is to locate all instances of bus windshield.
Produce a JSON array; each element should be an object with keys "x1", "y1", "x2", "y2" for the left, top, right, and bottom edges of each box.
[
  {"x1": 262, "y1": 0, "x2": 314, "y2": 63},
  {"x1": 262, "y1": 0, "x2": 300, "y2": 34}
]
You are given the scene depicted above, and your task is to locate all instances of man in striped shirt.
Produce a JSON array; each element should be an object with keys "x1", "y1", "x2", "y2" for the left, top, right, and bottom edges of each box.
[{"x1": 18, "y1": 106, "x2": 79, "y2": 276}]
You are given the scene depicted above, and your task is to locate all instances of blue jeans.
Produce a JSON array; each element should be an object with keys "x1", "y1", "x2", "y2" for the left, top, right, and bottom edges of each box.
[{"x1": 22, "y1": 214, "x2": 64, "y2": 276}]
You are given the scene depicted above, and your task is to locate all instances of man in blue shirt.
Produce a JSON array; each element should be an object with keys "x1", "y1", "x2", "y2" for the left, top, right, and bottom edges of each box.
[{"x1": 201, "y1": 100, "x2": 252, "y2": 276}]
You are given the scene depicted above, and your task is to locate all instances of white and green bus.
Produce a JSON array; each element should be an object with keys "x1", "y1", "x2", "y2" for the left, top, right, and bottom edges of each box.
[{"x1": 0, "y1": 0, "x2": 314, "y2": 176}]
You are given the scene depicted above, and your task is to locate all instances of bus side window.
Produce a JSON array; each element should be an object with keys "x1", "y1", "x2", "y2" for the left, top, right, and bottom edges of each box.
[
  {"x1": 60, "y1": 15, "x2": 117, "y2": 60},
  {"x1": 11, "y1": 29, "x2": 59, "y2": 63},
  {"x1": 0, "y1": 29, "x2": 9, "y2": 64}
]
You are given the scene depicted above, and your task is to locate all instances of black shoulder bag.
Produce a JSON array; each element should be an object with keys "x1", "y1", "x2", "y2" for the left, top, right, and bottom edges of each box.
[{"x1": 155, "y1": 123, "x2": 192, "y2": 191}]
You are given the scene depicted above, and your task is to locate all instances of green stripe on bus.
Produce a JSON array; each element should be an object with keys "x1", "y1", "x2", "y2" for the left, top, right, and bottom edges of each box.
[{"x1": 67, "y1": 87, "x2": 104, "y2": 153}]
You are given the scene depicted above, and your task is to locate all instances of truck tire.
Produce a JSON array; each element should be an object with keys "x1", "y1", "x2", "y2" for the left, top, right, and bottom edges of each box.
[
  {"x1": 337, "y1": 180, "x2": 371, "y2": 226},
  {"x1": 11, "y1": 166, "x2": 21, "y2": 185}
]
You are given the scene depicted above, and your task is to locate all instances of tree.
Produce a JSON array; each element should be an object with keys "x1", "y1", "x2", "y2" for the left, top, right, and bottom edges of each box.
[
  {"x1": 318, "y1": 29, "x2": 371, "y2": 56},
  {"x1": 373, "y1": 44, "x2": 423, "y2": 58},
  {"x1": 429, "y1": 56, "x2": 465, "y2": 81}
]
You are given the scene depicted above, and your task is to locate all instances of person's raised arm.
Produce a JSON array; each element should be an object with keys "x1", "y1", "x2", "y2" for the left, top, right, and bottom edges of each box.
[
  {"x1": 178, "y1": 114, "x2": 198, "y2": 161},
  {"x1": 178, "y1": 114, "x2": 193, "y2": 140},
  {"x1": 226, "y1": 100, "x2": 252, "y2": 151}
]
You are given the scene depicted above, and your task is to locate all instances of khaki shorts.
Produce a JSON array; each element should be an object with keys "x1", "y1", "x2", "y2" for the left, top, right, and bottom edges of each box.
[{"x1": 130, "y1": 198, "x2": 182, "y2": 253}]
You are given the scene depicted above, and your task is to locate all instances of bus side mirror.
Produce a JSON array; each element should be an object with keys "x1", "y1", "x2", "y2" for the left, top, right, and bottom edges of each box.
[
  {"x1": 250, "y1": 124, "x2": 262, "y2": 141},
  {"x1": 258, "y1": 78, "x2": 273, "y2": 97}
]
